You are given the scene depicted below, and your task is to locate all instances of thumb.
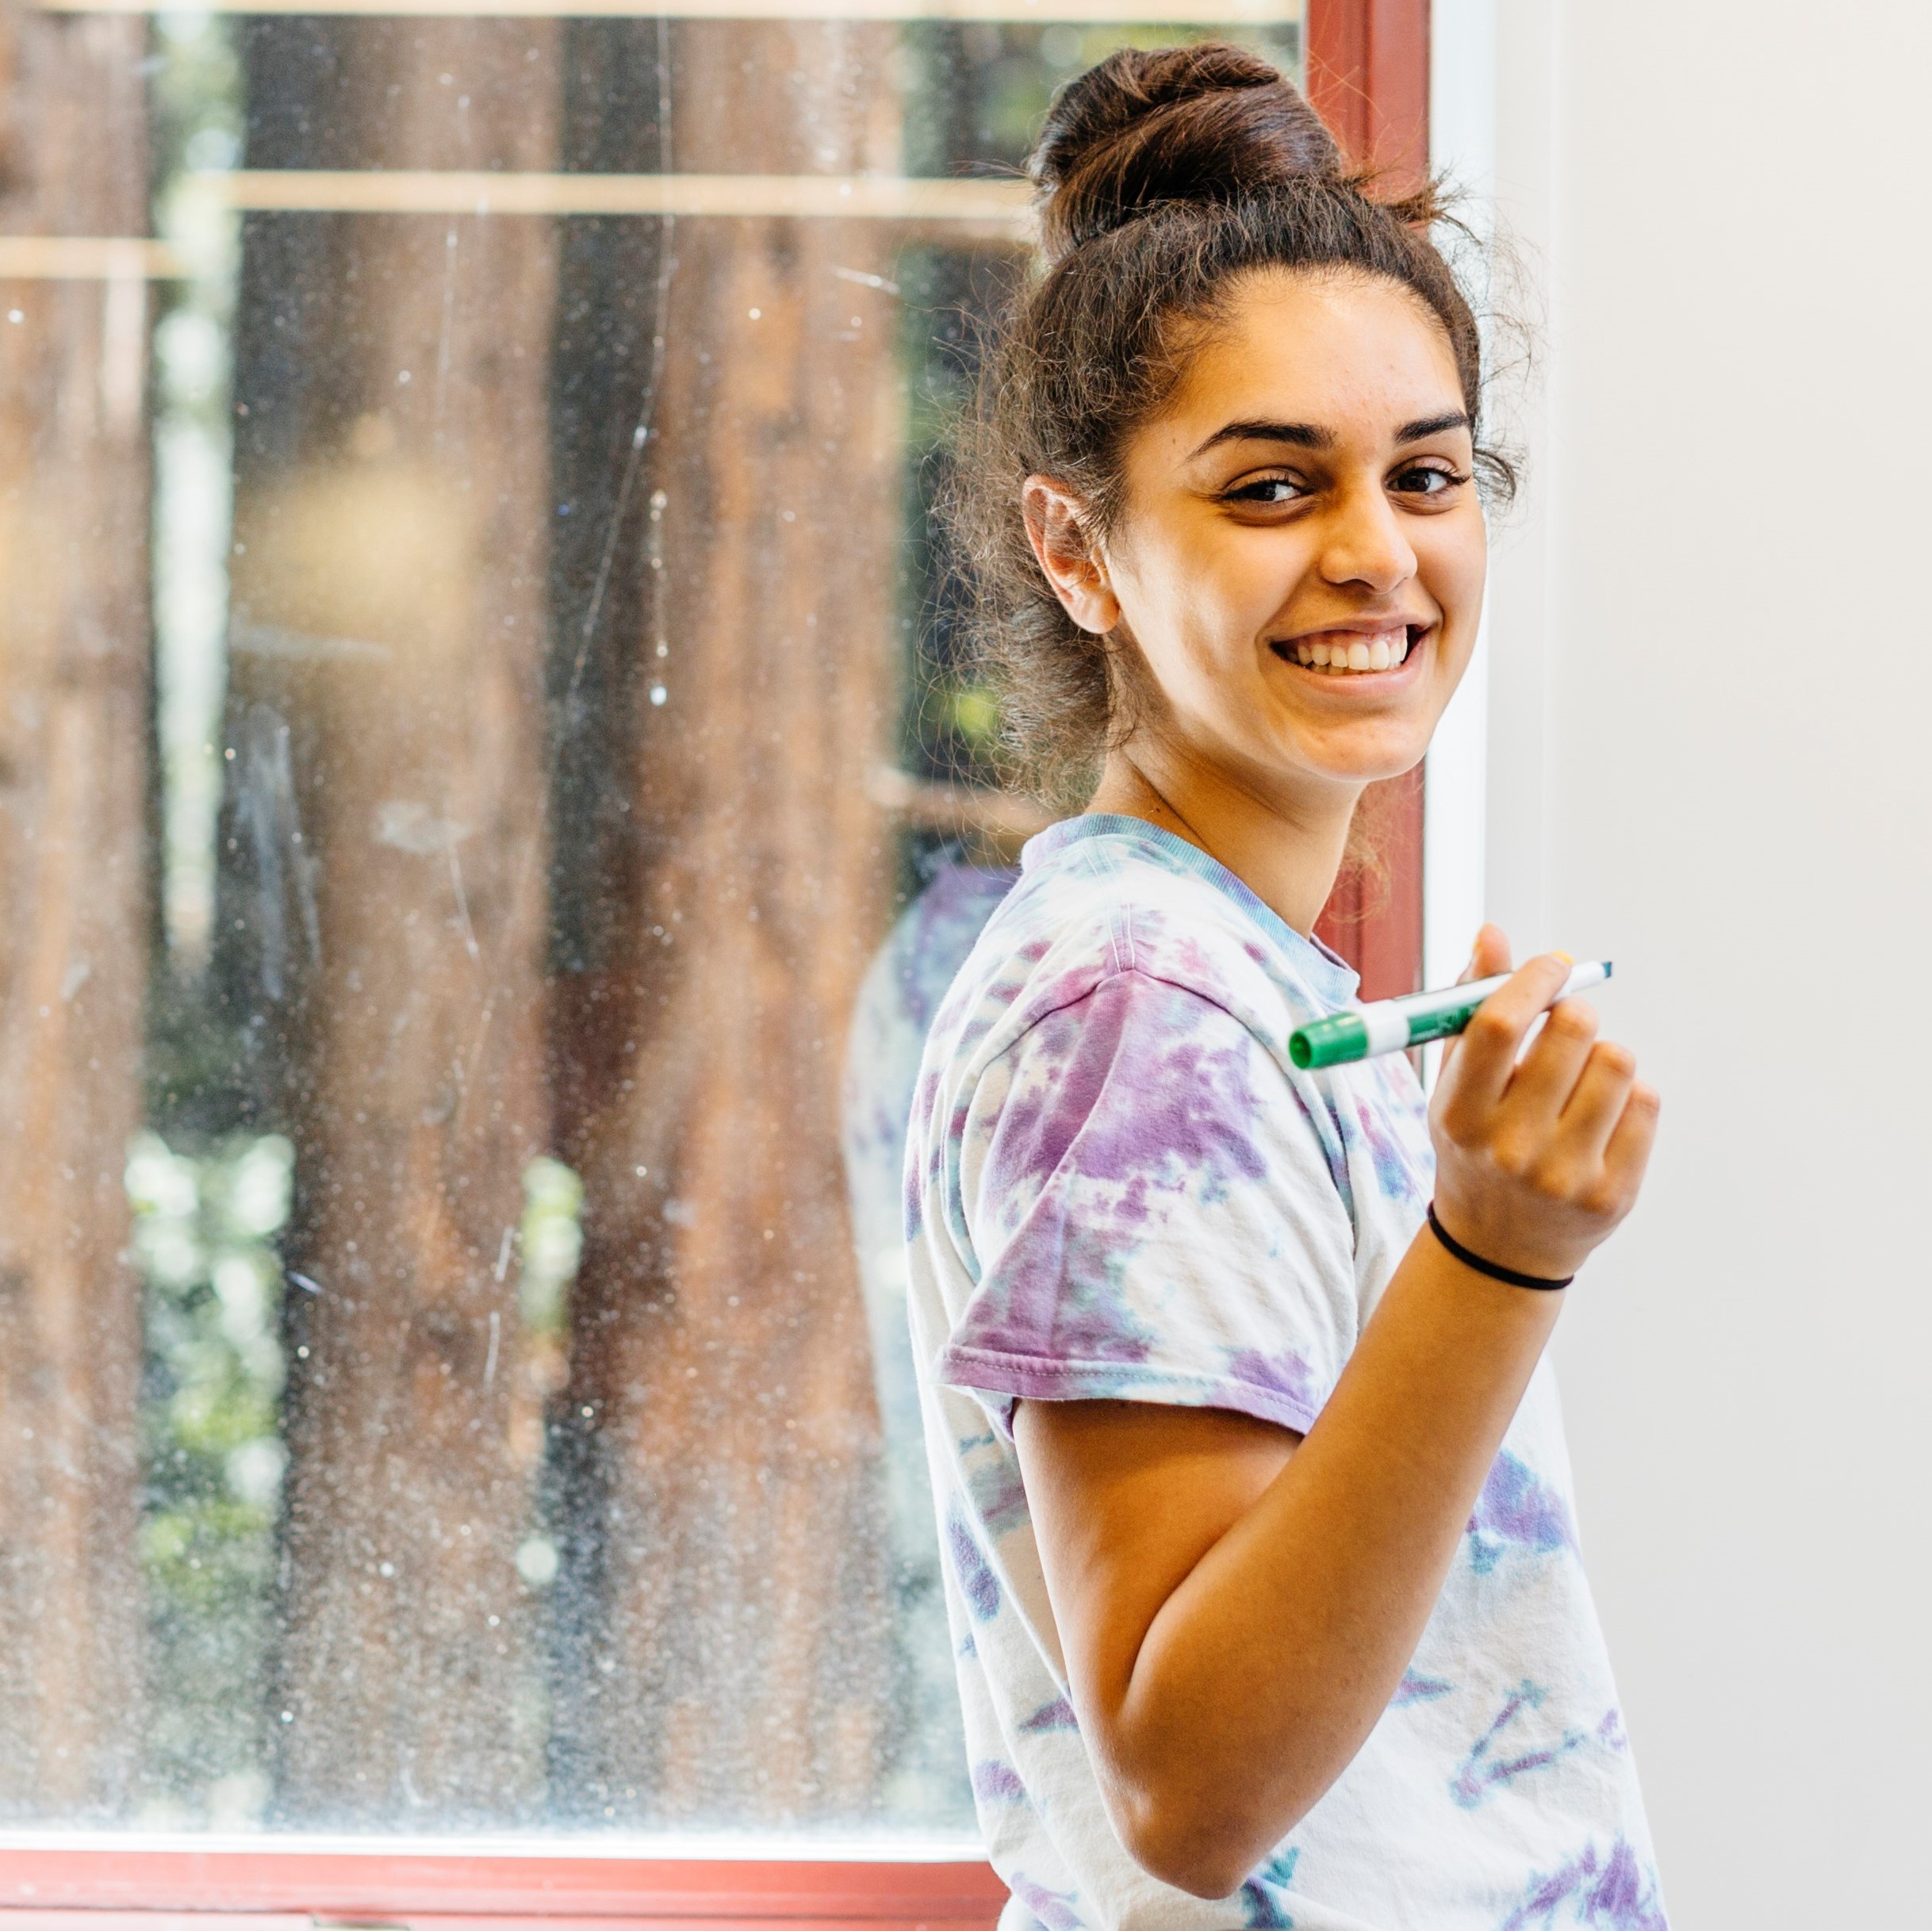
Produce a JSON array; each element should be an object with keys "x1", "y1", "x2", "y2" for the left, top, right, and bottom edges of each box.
[{"x1": 1439, "y1": 925, "x2": 1514, "y2": 1080}]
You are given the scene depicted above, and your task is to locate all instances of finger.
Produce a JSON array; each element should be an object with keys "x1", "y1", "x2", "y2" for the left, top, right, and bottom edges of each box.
[
  {"x1": 1440, "y1": 925, "x2": 1512, "y2": 1074},
  {"x1": 1553, "y1": 1037, "x2": 1636, "y2": 1165},
  {"x1": 1598, "y1": 1079, "x2": 1662, "y2": 1201},
  {"x1": 1440, "y1": 953, "x2": 1577, "y2": 1109},
  {"x1": 1459, "y1": 924, "x2": 1513, "y2": 986},
  {"x1": 1499, "y1": 996, "x2": 1601, "y2": 1127}
]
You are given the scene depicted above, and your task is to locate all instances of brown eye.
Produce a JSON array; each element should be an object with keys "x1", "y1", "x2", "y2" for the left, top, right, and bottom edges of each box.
[
  {"x1": 1225, "y1": 477, "x2": 1305, "y2": 505},
  {"x1": 1390, "y1": 463, "x2": 1466, "y2": 497}
]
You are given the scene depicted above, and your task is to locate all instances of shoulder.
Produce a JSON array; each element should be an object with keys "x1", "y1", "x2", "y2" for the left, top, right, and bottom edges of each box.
[
  {"x1": 910, "y1": 820, "x2": 1362, "y2": 1197},
  {"x1": 956, "y1": 822, "x2": 1298, "y2": 1050}
]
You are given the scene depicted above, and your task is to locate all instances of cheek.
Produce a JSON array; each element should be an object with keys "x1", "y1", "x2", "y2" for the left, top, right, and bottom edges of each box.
[
  {"x1": 1140, "y1": 527, "x2": 1290, "y2": 653},
  {"x1": 1112, "y1": 529, "x2": 1239, "y2": 677},
  {"x1": 1420, "y1": 518, "x2": 1488, "y2": 647}
]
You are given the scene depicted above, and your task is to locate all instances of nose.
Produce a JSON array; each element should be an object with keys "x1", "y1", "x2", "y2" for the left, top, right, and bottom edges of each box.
[{"x1": 1317, "y1": 480, "x2": 1417, "y2": 596}]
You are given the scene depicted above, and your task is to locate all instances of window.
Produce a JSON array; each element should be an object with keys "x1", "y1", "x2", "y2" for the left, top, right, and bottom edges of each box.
[{"x1": 0, "y1": 0, "x2": 1419, "y2": 1911}]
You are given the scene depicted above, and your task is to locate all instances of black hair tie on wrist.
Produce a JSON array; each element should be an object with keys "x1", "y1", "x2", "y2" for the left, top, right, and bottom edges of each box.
[{"x1": 1426, "y1": 1202, "x2": 1574, "y2": 1291}]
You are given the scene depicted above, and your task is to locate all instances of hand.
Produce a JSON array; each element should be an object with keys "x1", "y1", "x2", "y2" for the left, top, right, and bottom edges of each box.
[{"x1": 1428, "y1": 925, "x2": 1660, "y2": 1282}]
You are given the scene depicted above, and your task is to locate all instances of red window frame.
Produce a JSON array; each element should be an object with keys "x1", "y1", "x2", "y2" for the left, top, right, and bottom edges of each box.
[
  {"x1": 0, "y1": 3, "x2": 1425, "y2": 1921},
  {"x1": 1308, "y1": 0, "x2": 1432, "y2": 1003},
  {"x1": 0, "y1": 1847, "x2": 1007, "y2": 1930}
]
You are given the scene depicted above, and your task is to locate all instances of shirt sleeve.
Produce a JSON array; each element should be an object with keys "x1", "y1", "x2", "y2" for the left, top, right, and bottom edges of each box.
[{"x1": 936, "y1": 968, "x2": 1361, "y2": 1439}]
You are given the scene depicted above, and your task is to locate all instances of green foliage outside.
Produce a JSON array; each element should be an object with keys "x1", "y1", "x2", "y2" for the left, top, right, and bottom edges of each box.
[
  {"x1": 518, "y1": 1154, "x2": 585, "y2": 1343},
  {"x1": 125, "y1": 1140, "x2": 589, "y2": 1820},
  {"x1": 127, "y1": 1132, "x2": 293, "y2": 1826}
]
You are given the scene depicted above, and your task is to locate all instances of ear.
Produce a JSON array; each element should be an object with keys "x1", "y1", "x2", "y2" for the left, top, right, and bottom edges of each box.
[{"x1": 1022, "y1": 477, "x2": 1121, "y2": 636}]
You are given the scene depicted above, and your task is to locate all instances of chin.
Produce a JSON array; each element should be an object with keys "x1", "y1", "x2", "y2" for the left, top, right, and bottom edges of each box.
[{"x1": 1286, "y1": 728, "x2": 1433, "y2": 790}]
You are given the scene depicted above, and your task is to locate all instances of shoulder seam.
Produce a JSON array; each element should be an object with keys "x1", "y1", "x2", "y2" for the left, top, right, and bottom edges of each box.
[
  {"x1": 1072, "y1": 837, "x2": 1133, "y2": 979},
  {"x1": 990, "y1": 962, "x2": 1272, "y2": 1073}
]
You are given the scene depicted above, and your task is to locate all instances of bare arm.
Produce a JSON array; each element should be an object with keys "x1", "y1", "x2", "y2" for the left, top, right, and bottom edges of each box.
[{"x1": 1012, "y1": 936, "x2": 1660, "y2": 1898}]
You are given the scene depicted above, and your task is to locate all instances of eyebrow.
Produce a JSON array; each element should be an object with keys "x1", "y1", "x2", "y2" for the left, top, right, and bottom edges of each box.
[
  {"x1": 1395, "y1": 411, "x2": 1472, "y2": 442},
  {"x1": 1189, "y1": 410, "x2": 1472, "y2": 458},
  {"x1": 1191, "y1": 419, "x2": 1332, "y2": 456}
]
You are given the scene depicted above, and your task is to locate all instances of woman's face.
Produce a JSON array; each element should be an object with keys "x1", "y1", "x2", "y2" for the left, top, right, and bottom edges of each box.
[{"x1": 1037, "y1": 268, "x2": 1488, "y2": 812}]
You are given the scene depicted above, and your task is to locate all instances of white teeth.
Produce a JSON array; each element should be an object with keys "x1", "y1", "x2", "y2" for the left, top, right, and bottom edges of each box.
[{"x1": 1287, "y1": 629, "x2": 1416, "y2": 673}]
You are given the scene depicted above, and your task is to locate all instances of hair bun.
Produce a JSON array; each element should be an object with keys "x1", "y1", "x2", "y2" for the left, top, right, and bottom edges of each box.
[{"x1": 1031, "y1": 42, "x2": 1343, "y2": 263}]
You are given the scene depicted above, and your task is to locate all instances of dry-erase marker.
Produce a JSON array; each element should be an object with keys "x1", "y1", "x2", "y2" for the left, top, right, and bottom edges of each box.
[{"x1": 1290, "y1": 960, "x2": 1614, "y2": 1071}]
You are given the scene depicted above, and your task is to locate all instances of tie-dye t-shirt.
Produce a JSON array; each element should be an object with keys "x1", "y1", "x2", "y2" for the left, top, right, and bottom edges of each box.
[{"x1": 904, "y1": 816, "x2": 1666, "y2": 1931}]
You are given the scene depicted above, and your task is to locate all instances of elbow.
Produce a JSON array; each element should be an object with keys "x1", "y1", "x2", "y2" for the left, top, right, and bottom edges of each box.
[
  {"x1": 1110, "y1": 1783, "x2": 1305, "y2": 1902},
  {"x1": 1117, "y1": 1814, "x2": 1259, "y2": 1902}
]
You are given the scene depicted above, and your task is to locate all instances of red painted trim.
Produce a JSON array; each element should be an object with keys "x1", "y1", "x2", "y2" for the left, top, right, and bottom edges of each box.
[
  {"x1": 1316, "y1": 766, "x2": 1424, "y2": 1005},
  {"x1": 1306, "y1": 0, "x2": 1432, "y2": 1000},
  {"x1": 1305, "y1": 0, "x2": 1432, "y2": 184},
  {"x1": 0, "y1": 1850, "x2": 1005, "y2": 1928}
]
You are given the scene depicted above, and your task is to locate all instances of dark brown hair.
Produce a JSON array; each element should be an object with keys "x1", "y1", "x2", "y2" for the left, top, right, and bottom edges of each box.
[{"x1": 945, "y1": 41, "x2": 1512, "y2": 809}]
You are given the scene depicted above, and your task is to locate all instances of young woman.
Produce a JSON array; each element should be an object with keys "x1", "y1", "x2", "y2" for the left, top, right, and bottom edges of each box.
[{"x1": 904, "y1": 44, "x2": 1668, "y2": 1931}]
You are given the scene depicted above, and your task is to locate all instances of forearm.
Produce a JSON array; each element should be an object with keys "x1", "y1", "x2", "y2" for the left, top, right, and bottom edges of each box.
[
  {"x1": 1021, "y1": 951, "x2": 1657, "y2": 1897},
  {"x1": 1102, "y1": 1231, "x2": 1562, "y2": 1891}
]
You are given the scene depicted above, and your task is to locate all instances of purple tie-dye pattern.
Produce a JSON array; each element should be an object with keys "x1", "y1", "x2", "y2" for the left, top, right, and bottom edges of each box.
[
  {"x1": 903, "y1": 1067, "x2": 940, "y2": 1242},
  {"x1": 1019, "y1": 1695, "x2": 1079, "y2": 1733},
  {"x1": 902, "y1": 864, "x2": 1023, "y2": 1033},
  {"x1": 1239, "y1": 1845, "x2": 1303, "y2": 1927},
  {"x1": 983, "y1": 975, "x2": 1269, "y2": 1207},
  {"x1": 1349, "y1": 1093, "x2": 1429, "y2": 1209},
  {"x1": 1009, "y1": 1872, "x2": 1086, "y2": 1931},
  {"x1": 903, "y1": 818, "x2": 1664, "y2": 1930},
  {"x1": 973, "y1": 1758, "x2": 1027, "y2": 1802},
  {"x1": 1244, "y1": 1838, "x2": 1305, "y2": 1931},
  {"x1": 951, "y1": 1220, "x2": 1160, "y2": 1374},
  {"x1": 853, "y1": 864, "x2": 1014, "y2": 1247},
  {"x1": 1239, "y1": 1883, "x2": 1296, "y2": 1929},
  {"x1": 1497, "y1": 1837, "x2": 1668, "y2": 1931},
  {"x1": 1391, "y1": 1669, "x2": 1455, "y2": 1707},
  {"x1": 863, "y1": 866, "x2": 1016, "y2": 1140},
  {"x1": 1225, "y1": 1346, "x2": 1319, "y2": 1423},
  {"x1": 955, "y1": 974, "x2": 1271, "y2": 1372},
  {"x1": 1468, "y1": 1449, "x2": 1577, "y2": 1573},
  {"x1": 968, "y1": 1456, "x2": 1033, "y2": 1538},
  {"x1": 945, "y1": 1504, "x2": 1000, "y2": 1622},
  {"x1": 1449, "y1": 1680, "x2": 1588, "y2": 1808}
]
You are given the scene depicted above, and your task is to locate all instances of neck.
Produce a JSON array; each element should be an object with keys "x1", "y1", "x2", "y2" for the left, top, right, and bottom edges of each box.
[{"x1": 1086, "y1": 741, "x2": 1360, "y2": 937}]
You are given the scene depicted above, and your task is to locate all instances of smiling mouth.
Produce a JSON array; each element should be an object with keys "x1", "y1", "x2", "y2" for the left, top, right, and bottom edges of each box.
[{"x1": 1271, "y1": 624, "x2": 1422, "y2": 676}]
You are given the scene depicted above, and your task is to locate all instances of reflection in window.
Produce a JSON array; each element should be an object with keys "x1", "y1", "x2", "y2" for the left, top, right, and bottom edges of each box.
[{"x1": 0, "y1": 0, "x2": 1298, "y2": 1833}]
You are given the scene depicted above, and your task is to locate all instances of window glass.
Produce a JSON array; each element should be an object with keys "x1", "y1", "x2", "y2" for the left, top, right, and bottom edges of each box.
[{"x1": 1, "y1": 0, "x2": 1298, "y2": 1835}]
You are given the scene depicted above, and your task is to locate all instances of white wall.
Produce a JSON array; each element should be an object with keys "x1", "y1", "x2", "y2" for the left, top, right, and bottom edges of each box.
[
  {"x1": 1462, "y1": 4, "x2": 1932, "y2": 1921},
  {"x1": 1420, "y1": 0, "x2": 1495, "y2": 994}
]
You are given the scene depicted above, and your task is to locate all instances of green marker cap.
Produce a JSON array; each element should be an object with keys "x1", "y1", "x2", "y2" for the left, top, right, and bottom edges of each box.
[{"x1": 1289, "y1": 1012, "x2": 1368, "y2": 1070}]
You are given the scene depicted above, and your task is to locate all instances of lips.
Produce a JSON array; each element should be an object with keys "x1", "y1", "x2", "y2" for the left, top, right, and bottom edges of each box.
[{"x1": 1271, "y1": 624, "x2": 1420, "y2": 676}]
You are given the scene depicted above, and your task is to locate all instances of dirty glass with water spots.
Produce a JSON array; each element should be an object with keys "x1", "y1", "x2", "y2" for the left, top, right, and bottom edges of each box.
[{"x1": 0, "y1": 0, "x2": 1308, "y2": 1839}]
